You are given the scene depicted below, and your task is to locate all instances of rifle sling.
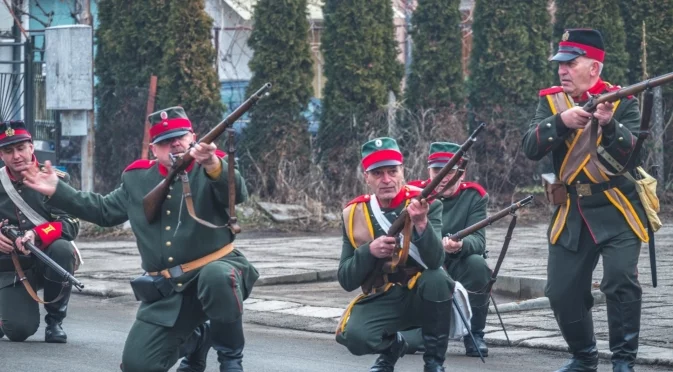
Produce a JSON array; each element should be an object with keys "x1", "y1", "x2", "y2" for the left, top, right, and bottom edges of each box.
[
  {"x1": 10, "y1": 251, "x2": 65, "y2": 304},
  {"x1": 180, "y1": 172, "x2": 229, "y2": 229}
]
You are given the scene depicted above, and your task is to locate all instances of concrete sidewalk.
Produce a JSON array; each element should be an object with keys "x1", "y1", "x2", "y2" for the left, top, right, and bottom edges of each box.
[{"x1": 71, "y1": 221, "x2": 673, "y2": 366}]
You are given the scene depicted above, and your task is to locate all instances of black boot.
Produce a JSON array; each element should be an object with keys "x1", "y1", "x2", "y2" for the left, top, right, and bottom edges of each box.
[
  {"x1": 0, "y1": 325, "x2": 4, "y2": 339},
  {"x1": 554, "y1": 313, "x2": 598, "y2": 372},
  {"x1": 422, "y1": 299, "x2": 452, "y2": 372},
  {"x1": 212, "y1": 318, "x2": 245, "y2": 372},
  {"x1": 177, "y1": 322, "x2": 212, "y2": 372},
  {"x1": 369, "y1": 332, "x2": 408, "y2": 372},
  {"x1": 464, "y1": 295, "x2": 489, "y2": 358},
  {"x1": 44, "y1": 281, "x2": 71, "y2": 344},
  {"x1": 607, "y1": 299, "x2": 640, "y2": 372}
]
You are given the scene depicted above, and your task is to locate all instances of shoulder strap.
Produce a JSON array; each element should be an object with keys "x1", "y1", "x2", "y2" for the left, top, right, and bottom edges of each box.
[
  {"x1": 10, "y1": 251, "x2": 65, "y2": 304},
  {"x1": 0, "y1": 167, "x2": 49, "y2": 225}
]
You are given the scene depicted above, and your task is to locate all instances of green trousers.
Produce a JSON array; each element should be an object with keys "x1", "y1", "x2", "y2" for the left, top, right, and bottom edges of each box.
[
  {"x1": 0, "y1": 239, "x2": 76, "y2": 341},
  {"x1": 401, "y1": 254, "x2": 492, "y2": 350},
  {"x1": 545, "y1": 225, "x2": 642, "y2": 326},
  {"x1": 121, "y1": 259, "x2": 252, "y2": 372},
  {"x1": 336, "y1": 268, "x2": 453, "y2": 356}
]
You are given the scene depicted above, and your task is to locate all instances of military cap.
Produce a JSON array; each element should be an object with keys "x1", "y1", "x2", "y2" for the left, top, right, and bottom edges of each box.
[
  {"x1": 551, "y1": 28, "x2": 605, "y2": 62},
  {"x1": 148, "y1": 106, "x2": 193, "y2": 144},
  {"x1": 0, "y1": 120, "x2": 32, "y2": 148},
  {"x1": 428, "y1": 142, "x2": 460, "y2": 169},
  {"x1": 361, "y1": 137, "x2": 403, "y2": 171}
]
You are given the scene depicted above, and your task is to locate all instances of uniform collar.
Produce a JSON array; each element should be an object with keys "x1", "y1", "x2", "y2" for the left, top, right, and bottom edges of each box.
[
  {"x1": 574, "y1": 78, "x2": 606, "y2": 102},
  {"x1": 157, "y1": 160, "x2": 195, "y2": 177},
  {"x1": 376, "y1": 186, "x2": 411, "y2": 210}
]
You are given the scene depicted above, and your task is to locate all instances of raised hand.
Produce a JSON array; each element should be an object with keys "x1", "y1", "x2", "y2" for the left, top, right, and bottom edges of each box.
[
  {"x1": 21, "y1": 160, "x2": 59, "y2": 197},
  {"x1": 407, "y1": 198, "x2": 429, "y2": 234}
]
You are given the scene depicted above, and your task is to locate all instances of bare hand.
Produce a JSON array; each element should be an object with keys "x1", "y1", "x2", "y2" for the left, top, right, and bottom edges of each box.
[
  {"x1": 190, "y1": 142, "x2": 218, "y2": 170},
  {"x1": 443, "y1": 236, "x2": 463, "y2": 254},
  {"x1": 593, "y1": 102, "x2": 614, "y2": 126},
  {"x1": 369, "y1": 236, "x2": 396, "y2": 258},
  {"x1": 21, "y1": 160, "x2": 59, "y2": 197},
  {"x1": 560, "y1": 106, "x2": 593, "y2": 129},
  {"x1": 407, "y1": 198, "x2": 429, "y2": 233},
  {"x1": 14, "y1": 229, "x2": 35, "y2": 255},
  {"x1": 0, "y1": 220, "x2": 14, "y2": 254}
]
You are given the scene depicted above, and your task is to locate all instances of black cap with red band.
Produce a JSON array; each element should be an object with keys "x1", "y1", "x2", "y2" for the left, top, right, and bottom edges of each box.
[
  {"x1": 0, "y1": 120, "x2": 32, "y2": 149},
  {"x1": 551, "y1": 28, "x2": 605, "y2": 63}
]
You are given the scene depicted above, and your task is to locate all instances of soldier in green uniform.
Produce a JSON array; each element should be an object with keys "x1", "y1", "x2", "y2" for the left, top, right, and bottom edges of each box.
[
  {"x1": 336, "y1": 137, "x2": 455, "y2": 372},
  {"x1": 0, "y1": 120, "x2": 80, "y2": 344},
  {"x1": 400, "y1": 142, "x2": 491, "y2": 358},
  {"x1": 521, "y1": 29, "x2": 647, "y2": 372},
  {"x1": 21, "y1": 107, "x2": 259, "y2": 372}
]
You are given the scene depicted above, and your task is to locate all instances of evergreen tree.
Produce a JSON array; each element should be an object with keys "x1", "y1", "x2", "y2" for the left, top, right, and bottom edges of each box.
[
  {"x1": 619, "y1": 0, "x2": 673, "y2": 85},
  {"x1": 318, "y1": 0, "x2": 404, "y2": 181},
  {"x1": 466, "y1": 0, "x2": 553, "y2": 193},
  {"x1": 242, "y1": 0, "x2": 314, "y2": 199},
  {"x1": 94, "y1": 0, "x2": 168, "y2": 192},
  {"x1": 404, "y1": 0, "x2": 464, "y2": 113},
  {"x1": 553, "y1": 0, "x2": 629, "y2": 84},
  {"x1": 157, "y1": 0, "x2": 223, "y2": 135}
]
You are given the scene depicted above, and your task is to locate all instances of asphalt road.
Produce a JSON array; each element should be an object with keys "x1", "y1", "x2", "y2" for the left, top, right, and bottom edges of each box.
[{"x1": 0, "y1": 294, "x2": 669, "y2": 372}]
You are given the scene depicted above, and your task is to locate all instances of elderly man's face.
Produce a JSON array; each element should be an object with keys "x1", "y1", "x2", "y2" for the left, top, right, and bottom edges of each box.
[
  {"x1": 364, "y1": 165, "x2": 405, "y2": 205},
  {"x1": 428, "y1": 167, "x2": 463, "y2": 197},
  {"x1": 557, "y1": 56, "x2": 600, "y2": 98},
  {"x1": 150, "y1": 132, "x2": 195, "y2": 167},
  {"x1": 0, "y1": 141, "x2": 34, "y2": 175}
]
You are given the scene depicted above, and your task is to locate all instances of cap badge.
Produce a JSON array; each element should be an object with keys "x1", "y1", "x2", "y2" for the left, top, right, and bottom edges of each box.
[
  {"x1": 562, "y1": 30, "x2": 569, "y2": 41},
  {"x1": 5, "y1": 128, "x2": 15, "y2": 137},
  {"x1": 375, "y1": 139, "x2": 383, "y2": 147},
  {"x1": 160, "y1": 111, "x2": 168, "y2": 120}
]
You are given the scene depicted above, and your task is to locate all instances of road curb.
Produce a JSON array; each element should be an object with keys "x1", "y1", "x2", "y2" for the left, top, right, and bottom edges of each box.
[{"x1": 255, "y1": 269, "x2": 338, "y2": 286}]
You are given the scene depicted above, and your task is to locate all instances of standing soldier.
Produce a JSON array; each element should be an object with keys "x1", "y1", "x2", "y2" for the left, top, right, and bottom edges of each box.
[
  {"x1": 0, "y1": 120, "x2": 80, "y2": 344},
  {"x1": 522, "y1": 29, "x2": 647, "y2": 372},
  {"x1": 400, "y1": 141, "x2": 491, "y2": 358},
  {"x1": 335, "y1": 137, "x2": 455, "y2": 372},
  {"x1": 21, "y1": 107, "x2": 259, "y2": 372}
]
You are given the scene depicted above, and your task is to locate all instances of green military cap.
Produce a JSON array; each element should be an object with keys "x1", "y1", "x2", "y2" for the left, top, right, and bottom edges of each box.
[
  {"x1": 361, "y1": 137, "x2": 403, "y2": 171},
  {"x1": 148, "y1": 106, "x2": 193, "y2": 144},
  {"x1": 428, "y1": 142, "x2": 460, "y2": 169}
]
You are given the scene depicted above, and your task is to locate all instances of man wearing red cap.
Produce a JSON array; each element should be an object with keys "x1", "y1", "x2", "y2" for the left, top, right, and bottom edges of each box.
[
  {"x1": 399, "y1": 141, "x2": 491, "y2": 358},
  {"x1": 0, "y1": 120, "x2": 80, "y2": 344},
  {"x1": 336, "y1": 137, "x2": 455, "y2": 372},
  {"x1": 522, "y1": 29, "x2": 646, "y2": 372},
  {"x1": 21, "y1": 107, "x2": 259, "y2": 372}
]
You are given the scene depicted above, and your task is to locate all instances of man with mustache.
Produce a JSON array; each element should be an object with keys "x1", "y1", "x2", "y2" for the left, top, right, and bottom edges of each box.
[
  {"x1": 522, "y1": 29, "x2": 647, "y2": 372},
  {"x1": 21, "y1": 107, "x2": 259, "y2": 372},
  {"x1": 397, "y1": 141, "x2": 491, "y2": 359},
  {"x1": 0, "y1": 120, "x2": 80, "y2": 344},
  {"x1": 336, "y1": 137, "x2": 454, "y2": 372}
]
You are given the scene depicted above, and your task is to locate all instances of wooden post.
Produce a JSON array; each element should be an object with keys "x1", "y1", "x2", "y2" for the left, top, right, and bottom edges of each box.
[{"x1": 141, "y1": 75, "x2": 158, "y2": 159}]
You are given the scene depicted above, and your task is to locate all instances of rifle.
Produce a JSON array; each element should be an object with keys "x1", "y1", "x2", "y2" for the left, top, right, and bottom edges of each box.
[
  {"x1": 143, "y1": 82, "x2": 272, "y2": 223},
  {"x1": 360, "y1": 123, "x2": 486, "y2": 294},
  {"x1": 226, "y1": 128, "x2": 241, "y2": 234},
  {"x1": 1, "y1": 224, "x2": 84, "y2": 291},
  {"x1": 584, "y1": 72, "x2": 673, "y2": 175}
]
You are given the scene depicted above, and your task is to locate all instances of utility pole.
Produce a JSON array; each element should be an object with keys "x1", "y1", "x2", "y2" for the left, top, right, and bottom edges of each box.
[{"x1": 80, "y1": 0, "x2": 95, "y2": 191}]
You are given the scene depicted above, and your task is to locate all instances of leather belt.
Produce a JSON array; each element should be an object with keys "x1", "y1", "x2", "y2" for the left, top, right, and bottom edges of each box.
[
  {"x1": 371, "y1": 267, "x2": 422, "y2": 294},
  {"x1": 567, "y1": 176, "x2": 629, "y2": 197},
  {"x1": 148, "y1": 243, "x2": 234, "y2": 279}
]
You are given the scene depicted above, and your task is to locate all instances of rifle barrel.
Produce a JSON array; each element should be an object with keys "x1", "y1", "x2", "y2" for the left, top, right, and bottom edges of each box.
[
  {"x1": 584, "y1": 71, "x2": 673, "y2": 111},
  {"x1": 450, "y1": 195, "x2": 533, "y2": 241}
]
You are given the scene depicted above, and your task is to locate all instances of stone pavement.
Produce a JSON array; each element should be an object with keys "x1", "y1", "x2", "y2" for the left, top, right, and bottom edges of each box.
[{"x1": 71, "y1": 220, "x2": 673, "y2": 366}]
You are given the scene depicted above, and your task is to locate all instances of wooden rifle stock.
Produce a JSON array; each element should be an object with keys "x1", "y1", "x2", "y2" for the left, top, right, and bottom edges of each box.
[
  {"x1": 448, "y1": 195, "x2": 534, "y2": 241},
  {"x1": 143, "y1": 82, "x2": 272, "y2": 223}
]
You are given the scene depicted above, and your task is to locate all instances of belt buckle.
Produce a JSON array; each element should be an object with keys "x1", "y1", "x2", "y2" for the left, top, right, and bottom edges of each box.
[
  {"x1": 576, "y1": 183, "x2": 592, "y2": 197},
  {"x1": 167, "y1": 265, "x2": 184, "y2": 278}
]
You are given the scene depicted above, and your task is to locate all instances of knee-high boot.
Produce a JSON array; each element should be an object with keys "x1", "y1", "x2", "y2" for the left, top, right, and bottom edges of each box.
[
  {"x1": 607, "y1": 299, "x2": 640, "y2": 372},
  {"x1": 212, "y1": 318, "x2": 245, "y2": 372},
  {"x1": 422, "y1": 299, "x2": 452, "y2": 372},
  {"x1": 554, "y1": 313, "x2": 598, "y2": 372},
  {"x1": 177, "y1": 322, "x2": 212, "y2": 372}
]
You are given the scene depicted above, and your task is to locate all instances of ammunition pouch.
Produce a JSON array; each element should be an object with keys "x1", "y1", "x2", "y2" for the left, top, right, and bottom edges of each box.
[
  {"x1": 541, "y1": 173, "x2": 567, "y2": 206},
  {"x1": 129, "y1": 274, "x2": 174, "y2": 303}
]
